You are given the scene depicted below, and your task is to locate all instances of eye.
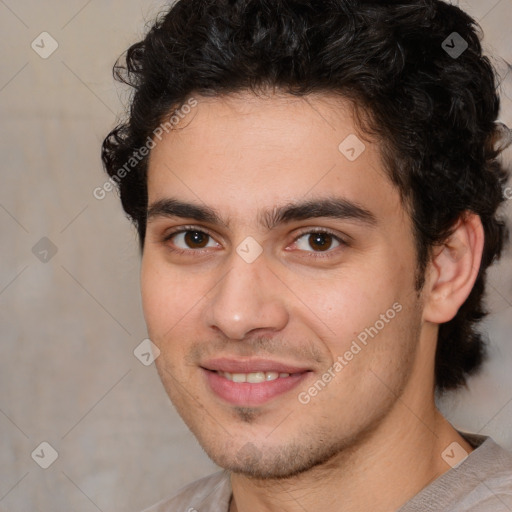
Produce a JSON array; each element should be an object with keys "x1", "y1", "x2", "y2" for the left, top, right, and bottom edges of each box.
[
  {"x1": 169, "y1": 230, "x2": 218, "y2": 250},
  {"x1": 294, "y1": 232, "x2": 342, "y2": 252}
]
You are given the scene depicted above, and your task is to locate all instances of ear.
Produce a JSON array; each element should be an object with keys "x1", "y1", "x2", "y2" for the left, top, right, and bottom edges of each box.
[{"x1": 422, "y1": 213, "x2": 484, "y2": 324}]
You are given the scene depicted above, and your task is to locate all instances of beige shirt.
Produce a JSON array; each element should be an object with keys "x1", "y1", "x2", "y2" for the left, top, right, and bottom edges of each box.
[{"x1": 141, "y1": 432, "x2": 512, "y2": 512}]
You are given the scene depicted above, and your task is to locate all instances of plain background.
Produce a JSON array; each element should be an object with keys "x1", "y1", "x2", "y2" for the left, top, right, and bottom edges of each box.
[{"x1": 0, "y1": 0, "x2": 511, "y2": 510}]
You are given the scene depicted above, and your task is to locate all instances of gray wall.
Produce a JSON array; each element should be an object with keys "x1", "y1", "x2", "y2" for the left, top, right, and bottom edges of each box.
[{"x1": 0, "y1": 0, "x2": 511, "y2": 510}]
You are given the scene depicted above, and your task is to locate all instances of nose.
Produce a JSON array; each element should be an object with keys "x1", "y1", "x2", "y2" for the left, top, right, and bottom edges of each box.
[{"x1": 203, "y1": 252, "x2": 290, "y2": 340}]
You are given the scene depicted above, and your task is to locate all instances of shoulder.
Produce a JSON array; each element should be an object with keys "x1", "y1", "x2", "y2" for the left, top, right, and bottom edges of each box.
[
  {"x1": 461, "y1": 432, "x2": 512, "y2": 481},
  {"x1": 460, "y1": 435, "x2": 512, "y2": 510},
  {"x1": 399, "y1": 434, "x2": 512, "y2": 512},
  {"x1": 140, "y1": 470, "x2": 232, "y2": 512}
]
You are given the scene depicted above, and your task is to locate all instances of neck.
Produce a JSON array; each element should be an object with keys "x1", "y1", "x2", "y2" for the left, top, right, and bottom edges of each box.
[{"x1": 229, "y1": 394, "x2": 473, "y2": 512}]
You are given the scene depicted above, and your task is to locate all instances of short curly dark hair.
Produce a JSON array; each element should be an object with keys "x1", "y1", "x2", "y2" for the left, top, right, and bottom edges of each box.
[{"x1": 101, "y1": 0, "x2": 510, "y2": 393}]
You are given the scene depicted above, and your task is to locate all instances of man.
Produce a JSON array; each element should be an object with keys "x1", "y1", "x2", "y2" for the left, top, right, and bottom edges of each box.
[{"x1": 101, "y1": 0, "x2": 512, "y2": 510}]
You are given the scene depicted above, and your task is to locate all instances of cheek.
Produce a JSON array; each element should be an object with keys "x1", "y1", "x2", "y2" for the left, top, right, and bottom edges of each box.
[
  {"x1": 140, "y1": 254, "x2": 219, "y2": 347},
  {"x1": 140, "y1": 259, "x2": 163, "y2": 332},
  {"x1": 140, "y1": 256, "x2": 187, "y2": 340},
  {"x1": 303, "y1": 298, "x2": 421, "y2": 423},
  {"x1": 301, "y1": 268, "x2": 402, "y2": 355}
]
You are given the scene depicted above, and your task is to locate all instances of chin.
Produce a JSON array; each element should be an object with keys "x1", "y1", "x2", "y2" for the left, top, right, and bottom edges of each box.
[{"x1": 201, "y1": 437, "x2": 349, "y2": 480}]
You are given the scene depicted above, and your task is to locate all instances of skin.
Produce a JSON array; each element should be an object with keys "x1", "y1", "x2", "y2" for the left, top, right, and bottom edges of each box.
[{"x1": 140, "y1": 91, "x2": 484, "y2": 512}]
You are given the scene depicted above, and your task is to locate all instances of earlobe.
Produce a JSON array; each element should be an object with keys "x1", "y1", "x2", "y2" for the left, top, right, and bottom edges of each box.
[{"x1": 422, "y1": 213, "x2": 484, "y2": 324}]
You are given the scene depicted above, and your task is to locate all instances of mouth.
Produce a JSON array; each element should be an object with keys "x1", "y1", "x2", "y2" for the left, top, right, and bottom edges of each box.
[
  {"x1": 215, "y1": 370, "x2": 293, "y2": 383},
  {"x1": 200, "y1": 358, "x2": 312, "y2": 406}
]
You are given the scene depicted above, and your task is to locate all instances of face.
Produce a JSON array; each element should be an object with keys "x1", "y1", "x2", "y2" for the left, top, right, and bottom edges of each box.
[{"x1": 140, "y1": 91, "x2": 428, "y2": 479}]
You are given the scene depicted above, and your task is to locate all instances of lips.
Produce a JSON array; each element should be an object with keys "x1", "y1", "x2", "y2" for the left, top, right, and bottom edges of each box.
[{"x1": 201, "y1": 358, "x2": 311, "y2": 406}]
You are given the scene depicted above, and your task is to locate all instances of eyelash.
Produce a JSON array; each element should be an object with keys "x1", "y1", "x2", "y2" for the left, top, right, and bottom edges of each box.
[
  {"x1": 290, "y1": 228, "x2": 348, "y2": 259},
  {"x1": 161, "y1": 226, "x2": 219, "y2": 258},
  {"x1": 161, "y1": 225, "x2": 348, "y2": 258}
]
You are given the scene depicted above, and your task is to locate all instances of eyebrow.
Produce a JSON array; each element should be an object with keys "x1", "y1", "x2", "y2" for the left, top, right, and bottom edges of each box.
[
  {"x1": 147, "y1": 198, "x2": 225, "y2": 226},
  {"x1": 262, "y1": 198, "x2": 377, "y2": 229},
  {"x1": 146, "y1": 197, "x2": 377, "y2": 229}
]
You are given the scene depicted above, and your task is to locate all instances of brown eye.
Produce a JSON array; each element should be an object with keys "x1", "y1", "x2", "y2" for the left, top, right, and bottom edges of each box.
[
  {"x1": 168, "y1": 230, "x2": 217, "y2": 251},
  {"x1": 183, "y1": 231, "x2": 210, "y2": 248},
  {"x1": 294, "y1": 232, "x2": 342, "y2": 253},
  {"x1": 308, "y1": 233, "x2": 334, "y2": 251}
]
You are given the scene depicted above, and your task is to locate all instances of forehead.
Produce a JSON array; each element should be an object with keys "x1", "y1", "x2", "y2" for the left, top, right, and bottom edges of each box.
[{"x1": 146, "y1": 91, "x2": 404, "y2": 226}]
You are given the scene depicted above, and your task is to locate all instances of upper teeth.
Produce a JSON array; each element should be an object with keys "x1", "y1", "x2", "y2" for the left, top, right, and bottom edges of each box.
[{"x1": 217, "y1": 371, "x2": 290, "y2": 383}]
